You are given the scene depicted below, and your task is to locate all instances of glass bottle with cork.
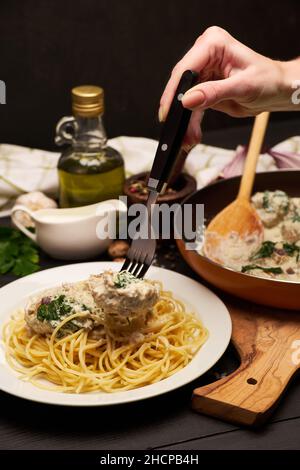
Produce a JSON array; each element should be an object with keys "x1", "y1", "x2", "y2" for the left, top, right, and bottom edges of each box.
[{"x1": 55, "y1": 85, "x2": 125, "y2": 207}]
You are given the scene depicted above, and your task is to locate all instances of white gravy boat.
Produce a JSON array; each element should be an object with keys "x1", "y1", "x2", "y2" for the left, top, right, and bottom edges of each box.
[{"x1": 11, "y1": 199, "x2": 127, "y2": 260}]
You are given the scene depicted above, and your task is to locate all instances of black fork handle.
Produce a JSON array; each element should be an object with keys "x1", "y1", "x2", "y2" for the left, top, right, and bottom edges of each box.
[{"x1": 147, "y1": 70, "x2": 199, "y2": 193}]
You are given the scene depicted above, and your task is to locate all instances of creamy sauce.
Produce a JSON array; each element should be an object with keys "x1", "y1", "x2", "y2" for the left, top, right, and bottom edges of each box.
[
  {"x1": 35, "y1": 211, "x2": 95, "y2": 224},
  {"x1": 204, "y1": 230, "x2": 262, "y2": 270},
  {"x1": 204, "y1": 190, "x2": 300, "y2": 281}
]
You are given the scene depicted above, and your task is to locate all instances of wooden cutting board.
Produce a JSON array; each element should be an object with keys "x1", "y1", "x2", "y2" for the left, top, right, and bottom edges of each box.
[{"x1": 192, "y1": 298, "x2": 300, "y2": 427}]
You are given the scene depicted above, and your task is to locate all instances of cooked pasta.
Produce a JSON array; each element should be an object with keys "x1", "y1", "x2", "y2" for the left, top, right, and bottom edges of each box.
[{"x1": 3, "y1": 289, "x2": 208, "y2": 393}]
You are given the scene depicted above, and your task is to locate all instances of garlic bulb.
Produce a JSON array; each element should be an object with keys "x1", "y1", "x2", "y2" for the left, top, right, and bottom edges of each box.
[{"x1": 12, "y1": 191, "x2": 57, "y2": 228}]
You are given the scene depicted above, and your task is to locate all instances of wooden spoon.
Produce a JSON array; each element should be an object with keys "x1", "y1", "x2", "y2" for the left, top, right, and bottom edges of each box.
[{"x1": 204, "y1": 112, "x2": 270, "y2": 263}]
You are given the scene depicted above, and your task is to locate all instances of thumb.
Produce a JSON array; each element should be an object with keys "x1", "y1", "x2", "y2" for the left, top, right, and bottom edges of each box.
[{"x1": 182, "y1": 75, "x2": 246, "y2": 110}]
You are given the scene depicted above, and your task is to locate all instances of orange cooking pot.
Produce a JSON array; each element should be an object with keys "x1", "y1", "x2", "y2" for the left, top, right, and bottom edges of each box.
[{"x1": 176, "y1": 170, "x2": 300, "y2": 310}]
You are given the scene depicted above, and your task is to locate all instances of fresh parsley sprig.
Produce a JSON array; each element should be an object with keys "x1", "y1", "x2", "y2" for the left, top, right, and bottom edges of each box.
[{"x1": 0, "y1": 227, "x2": 40, "y2": 276}]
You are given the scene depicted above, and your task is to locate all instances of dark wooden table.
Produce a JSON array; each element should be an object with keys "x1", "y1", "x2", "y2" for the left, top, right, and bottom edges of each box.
[{"x1": 1, "y1": 118, "x2": 300, "y2": 450}]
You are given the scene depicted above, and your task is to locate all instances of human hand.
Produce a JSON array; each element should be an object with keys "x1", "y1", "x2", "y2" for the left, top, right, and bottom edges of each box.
[{"x1": 159, "y1": 26, "x2": 297, "y2": 145}]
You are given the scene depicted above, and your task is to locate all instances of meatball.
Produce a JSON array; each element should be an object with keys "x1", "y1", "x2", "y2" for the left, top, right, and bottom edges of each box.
[
  {"x1": 25, "y1": 281, "x2": 104, "y2": 336},
  {"x1": 89, "y1": 270, "x2": 159, "y2": 334},
  {"x1": 252, "y1": 191, "x2": 290, "y2": 228},
  {"x1": 281, "y1": 218, "x2": 300, "y2": 243},
  {"x1": 289, "y1": 198, "x2": 300, "y2": 214},
  {"x1": 251, "y1": 192, "x2": 265, "y2": 209}
]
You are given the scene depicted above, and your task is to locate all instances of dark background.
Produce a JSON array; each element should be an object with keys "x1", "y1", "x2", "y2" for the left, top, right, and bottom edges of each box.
[{"x1": 0, "y1": 0, "x2": 299, "y2": 150}]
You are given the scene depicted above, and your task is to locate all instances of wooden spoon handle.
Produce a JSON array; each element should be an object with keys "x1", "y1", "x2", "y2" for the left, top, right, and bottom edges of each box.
[{"x1": 238, "y1": 112, "x2": 270, "y2": 200}]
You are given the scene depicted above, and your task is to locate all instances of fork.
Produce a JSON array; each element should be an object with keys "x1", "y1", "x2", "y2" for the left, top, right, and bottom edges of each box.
[{"x1": 121, "y1": 70, "x2": 199, "y2": 278}]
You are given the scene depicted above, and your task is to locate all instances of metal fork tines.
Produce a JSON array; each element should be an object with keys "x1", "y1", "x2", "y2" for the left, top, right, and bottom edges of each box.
[{"x1": 121, "y1": 190, "x2": 158, "y2": 278}]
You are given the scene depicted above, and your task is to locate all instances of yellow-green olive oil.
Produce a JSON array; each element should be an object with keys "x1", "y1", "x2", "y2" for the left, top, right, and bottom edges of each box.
[{"x1": 58, "y1": 147, "x2": 125, "y2": 207}]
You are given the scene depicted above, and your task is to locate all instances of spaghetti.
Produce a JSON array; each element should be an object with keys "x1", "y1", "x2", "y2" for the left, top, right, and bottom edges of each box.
[{"x1": 3, "y1": 289, "x2": 208, "y2": 393}]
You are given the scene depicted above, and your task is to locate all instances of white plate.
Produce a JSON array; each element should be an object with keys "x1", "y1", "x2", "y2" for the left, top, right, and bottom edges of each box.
[{"x1": 0, "y1": 262, "x2": 232, "y2": 406}]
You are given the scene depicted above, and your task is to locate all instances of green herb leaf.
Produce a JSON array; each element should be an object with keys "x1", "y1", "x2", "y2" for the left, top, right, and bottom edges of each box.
[
  {"x1": 283, "y1": 242, "x2": 300, "y2": 261},
  {"x1": 0, "y1": 227, "x2": 15, "y2": 240},
  {"x1": 0, "y1": 259, "x2": 15, "y2": 274},
  {"x1": 250, "y1": 241, "x2": 276, "y2": 260},
  {"x1": 0, "y1": 226, "x2": 40, "y2": 277},
  {"x1": 292, "y1": 214, "x2": 300, "y2": 223},
  {"x1": 12, "y1": 258, "x2": 40, "y2": 276},
  {"x1": 262, "y1": 191, "x2": 270, "y2": 210},
  {"x1": 283, "y1": 243, "x2": 300, "y2": 256},
  {"x1": 37, "y1": 295, "x2": 72, "y2": 322},
  {"x1": 20, "y1": 244, "x2": 39, "y2": 263},
  {"x1": 113, "y1": 271, "x2": 139, "y2": 289},
  {"x1": 241, "y1": 264, "x2": 283, "y2": 275}
]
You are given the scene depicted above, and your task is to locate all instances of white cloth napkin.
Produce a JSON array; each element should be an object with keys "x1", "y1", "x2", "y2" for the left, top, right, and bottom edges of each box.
[{"x1": 0, "y1": 135, "x2": 299, "y2": 217}]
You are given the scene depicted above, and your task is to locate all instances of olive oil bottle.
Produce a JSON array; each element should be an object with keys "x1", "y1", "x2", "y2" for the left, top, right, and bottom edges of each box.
[{"x1": 55, "y1": 85, "x2": 125, "y2": 207}]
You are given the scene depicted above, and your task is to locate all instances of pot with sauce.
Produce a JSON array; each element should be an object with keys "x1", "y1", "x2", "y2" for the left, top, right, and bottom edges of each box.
[{"x1": 176, "y1": 170, "x2": 300, "y2": 310}]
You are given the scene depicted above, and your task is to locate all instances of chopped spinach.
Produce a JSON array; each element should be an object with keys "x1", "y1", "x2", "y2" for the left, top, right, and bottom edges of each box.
[
  {"x1": 250, "y1": 241, "x2": 276, "y2": 260},
  {"x1": 113, "y1": 271, "x2": 139, "y2": 289},
  {"x1": 283, "y1": 243, "x2": 300, "y2": 261},
  {"x1": 241, "y1": 265, "x2": 283, "y2": 275}
]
